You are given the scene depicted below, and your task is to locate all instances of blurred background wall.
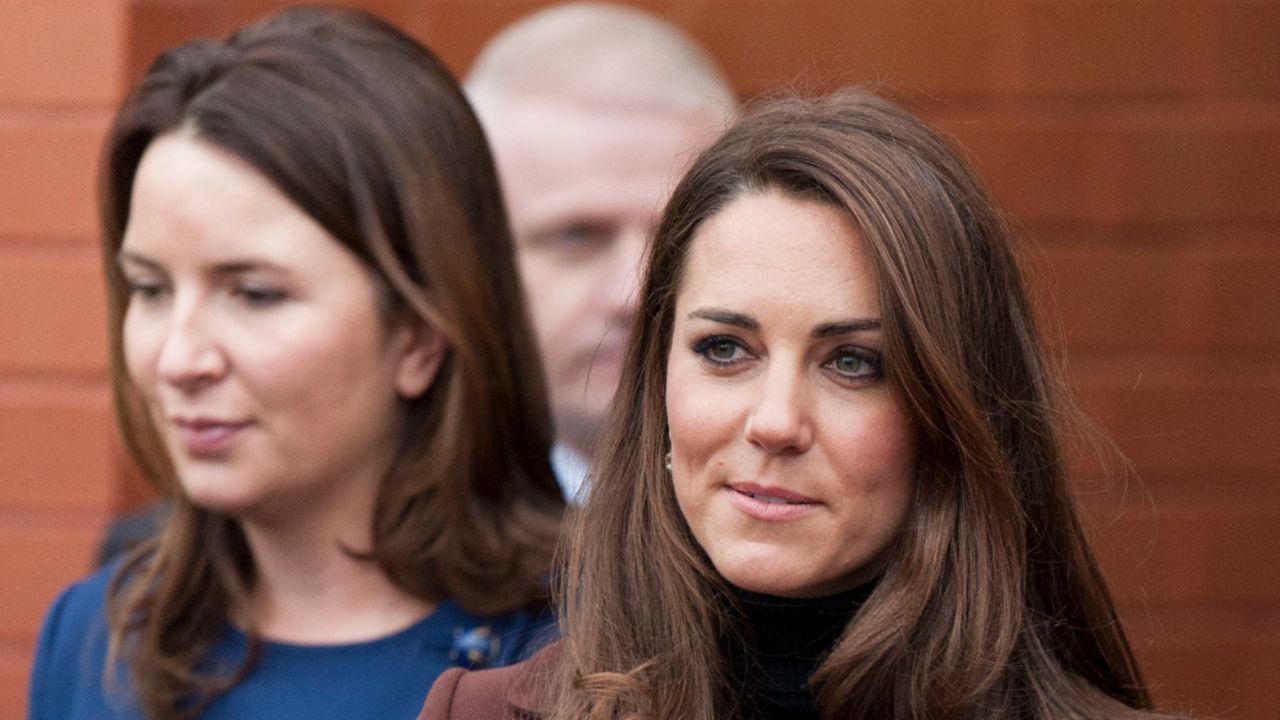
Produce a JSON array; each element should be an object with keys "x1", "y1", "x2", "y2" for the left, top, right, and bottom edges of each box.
[{"x1": 1, "y1": 1, "x2": 1276, "y2": 717}]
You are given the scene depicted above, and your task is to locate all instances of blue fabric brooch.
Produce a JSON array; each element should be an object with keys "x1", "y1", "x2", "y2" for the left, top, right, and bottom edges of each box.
[{"x1": 448, "y1": 625, "x2": 502, "y2": 668}]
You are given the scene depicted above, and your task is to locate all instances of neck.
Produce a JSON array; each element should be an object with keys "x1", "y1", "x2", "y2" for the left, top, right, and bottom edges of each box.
[
  {"x1": 728, "y1": 581, "x2": 876, "y2": 719},
  {"x1": 237, "y1": 502, "x2": 434, "y2": 645},
  {"x1": 557, "y1": 429, "x2": 595, "y2": 460}
]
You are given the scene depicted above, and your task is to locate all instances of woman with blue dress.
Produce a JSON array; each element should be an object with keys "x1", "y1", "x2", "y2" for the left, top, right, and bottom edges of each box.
[{"x1": 29, "y1": 7, "x2": 563, "y2": 719}]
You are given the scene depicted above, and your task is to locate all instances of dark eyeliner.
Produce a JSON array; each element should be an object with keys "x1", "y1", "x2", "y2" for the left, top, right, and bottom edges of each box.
[
  {"x1": 691, "y1": 334, "x2": 747, "y2": 365},
  {"x1": 826, "y1": 345, "x2": 884, "y2": 380}
]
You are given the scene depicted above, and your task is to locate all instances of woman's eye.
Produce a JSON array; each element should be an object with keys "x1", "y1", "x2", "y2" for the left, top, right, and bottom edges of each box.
[
  {"x1": 827, "y1": 347, "x2": 882, "y2": 380},
  {"x1": 694, "y1": 336, "x2": 748, "y2": 365},
  {"x1": 236, "y1": 285, "x2": 287, "y2": 307},
  {"x1": 125, "y1": 280, "x2": 167, "y2": 302}
]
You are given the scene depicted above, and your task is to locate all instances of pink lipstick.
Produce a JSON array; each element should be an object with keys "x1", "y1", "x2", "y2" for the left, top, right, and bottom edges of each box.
[
  {"x1": 726, "y1": 482, "x2": 820, "y2": 521},
  {"x1": 172, "y1": 416, "x2": 250, "y2": 455}
]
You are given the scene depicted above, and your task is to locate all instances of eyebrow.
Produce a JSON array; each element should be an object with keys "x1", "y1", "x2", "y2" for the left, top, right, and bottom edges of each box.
[
  {"x1": 116, "y1": 250, "x2": 161, "y2": 271},
  {"x1": 116, "y1": 250, "x2": 288, "y2": 276},
  {"x1": 812, "y1": 319, "x2": 882, "y2": 338},
  {"x1": 687, "y1": 308, "x2": 758, "y2": 331},
  {"x1": 686, "y1": 308, "x2": 882, "y2": 338}
]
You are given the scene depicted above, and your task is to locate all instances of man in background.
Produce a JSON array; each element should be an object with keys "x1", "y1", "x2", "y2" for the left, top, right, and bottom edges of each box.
[
  {"x1": 99, "y1": 4, "x2": 733, "y2": 564},
  {"x1": 466, "y1": 3, "x2": 737, "y2": 498}
]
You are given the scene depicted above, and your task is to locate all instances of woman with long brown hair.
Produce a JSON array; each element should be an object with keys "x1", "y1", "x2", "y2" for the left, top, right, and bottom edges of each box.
[
  {"x1": 30, "y1": 7, "x2": 563, "y2": 720},
  {"x1": 422, "y1": 88, "x2": 1177, "y2": 720}
]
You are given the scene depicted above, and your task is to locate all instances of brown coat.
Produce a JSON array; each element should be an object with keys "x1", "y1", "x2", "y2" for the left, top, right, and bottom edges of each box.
[{"x1": 418, "y1": 642, "x2": 561, "y2": 720}]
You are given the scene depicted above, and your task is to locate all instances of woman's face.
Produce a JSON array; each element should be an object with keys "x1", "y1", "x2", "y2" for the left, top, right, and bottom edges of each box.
[
  {"x1": 119, "y1": 133, "x2": 440, "y2": 526},
  {"x1": 665, "y1": 189, "x2": 915, "y2": 598}
]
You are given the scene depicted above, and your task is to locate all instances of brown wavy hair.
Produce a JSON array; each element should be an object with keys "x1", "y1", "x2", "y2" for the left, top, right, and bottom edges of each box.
[
  {"x1": 99, "y1": 7, "x2": 563, "y2": 718},
  {"x1": 549, "y1": 89, "x2": 1167, "y2": 719}
]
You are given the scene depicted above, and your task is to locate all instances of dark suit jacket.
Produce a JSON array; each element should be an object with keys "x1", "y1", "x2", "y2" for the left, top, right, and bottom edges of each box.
[{"x1": 418, "y1": 642, "x2": 561, "y2": 720}]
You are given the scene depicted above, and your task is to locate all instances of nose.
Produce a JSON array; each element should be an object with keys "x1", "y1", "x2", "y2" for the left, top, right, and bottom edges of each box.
[
  {"x1": 155, "y1": 298, "x2": 227, "y2": 393},
  {"x1": 744, "y1": 364, "x2": 813, "y2": 455}
]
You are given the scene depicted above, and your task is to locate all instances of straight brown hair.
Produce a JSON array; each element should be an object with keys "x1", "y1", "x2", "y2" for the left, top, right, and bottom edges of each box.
[
  {"x1": 549, "y1": 89, "x2": 1169, "y2": 720},
  {"x1": 100, "y1": 8, "x2": 563, "y2": 718}
]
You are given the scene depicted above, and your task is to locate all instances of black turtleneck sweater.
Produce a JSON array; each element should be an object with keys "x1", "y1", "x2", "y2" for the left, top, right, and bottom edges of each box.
[{"x1": 728, "y1": 581, "x2": 875, "y2": 720}]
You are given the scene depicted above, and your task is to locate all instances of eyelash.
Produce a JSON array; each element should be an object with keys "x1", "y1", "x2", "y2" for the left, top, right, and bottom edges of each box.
[
  {"x1": 125, "y1": 279, "x2": 167, "y2": 302},
  {"x1": 690, "y1": 335, "x2": 884, "y2": 383},
  {"x1": 235, "y1": 285, "x2": 288, "y2": 307},
  {"x1": 122, "y1": 280, "x2": 287, "y2": 307},
  {"x1": 822, "y1": 346, "x2": 883, "y2": 383},
  {"x1": 692, "y1": 335, "x2": 752, "y2": 366}
]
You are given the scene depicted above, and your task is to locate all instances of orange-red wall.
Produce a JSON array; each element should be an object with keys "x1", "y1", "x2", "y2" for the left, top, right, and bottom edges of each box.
[
  {"x1": 2, "y1": 1, "x2": 1277, "y2": 718},
  {"x1": 0, "y1": 0, "x2": 125, "y2": 713}
]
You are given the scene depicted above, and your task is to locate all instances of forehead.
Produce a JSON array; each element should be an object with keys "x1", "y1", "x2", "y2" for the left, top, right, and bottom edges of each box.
[
  {"x1": 122, "y1": 134, "x2": 348, "y2": 270},
  {"x1": 485, "y1": 97, "x2": 720, "y2": 227},
  {"x1": 127, "y1": 134, "x2": 284, "y2": 237},
  {"x1": 677, "y1": 190, "x2": 880, "y2": 316}
]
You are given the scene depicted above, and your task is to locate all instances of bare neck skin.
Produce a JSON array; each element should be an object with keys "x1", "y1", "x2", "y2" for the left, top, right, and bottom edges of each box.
[{"x1": 236, "y1": 473, "x2": 435, "y2": 645}]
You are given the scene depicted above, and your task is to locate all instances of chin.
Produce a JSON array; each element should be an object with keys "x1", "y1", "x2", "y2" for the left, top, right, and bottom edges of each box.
[
  {"x1": 714, "y1": 558, "x2": 821, "y2": 598},
  {"x1": 184, "y1": 493, "x2": 256, "y2": 519},
  {"x1": 702, "y1": 535, "x2": 795, "y2": 588},
  {"x1": 179, "y1": 476, "x2": 260, "y2": 518}
]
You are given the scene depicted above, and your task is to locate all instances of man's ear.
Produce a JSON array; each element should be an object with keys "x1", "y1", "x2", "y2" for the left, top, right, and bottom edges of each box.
[{"x1": 392, "y1": 317, "x2": 448, "y2": 400}]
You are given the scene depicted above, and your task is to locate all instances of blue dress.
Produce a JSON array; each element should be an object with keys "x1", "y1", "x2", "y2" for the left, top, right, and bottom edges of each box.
[{"x1": 29, "y1": 563, "x2": 556, "y2": 720}]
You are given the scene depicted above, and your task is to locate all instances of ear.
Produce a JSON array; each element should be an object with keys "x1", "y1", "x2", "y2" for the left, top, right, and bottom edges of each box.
[{"x1": 391, "y1": 317, "x2": 448, "y2": 400}]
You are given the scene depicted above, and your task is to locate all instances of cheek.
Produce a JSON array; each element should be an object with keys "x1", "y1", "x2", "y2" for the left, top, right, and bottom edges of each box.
[
  {"x1": 836, "y1": 402, "x2": 917, "y2": 517},
  {"x1": 664, "y1": 356, "x2": 712, "y2": 460},
  {"x1": 667, "y1": 449, "x2": 710, "y2": 548},
  {"x1": 516, "y1": 257, "x2": 557, "y2": 315},
  {"x1": 519, "y1": 264, "x2": 585, "y2": 354},
  {"x1": 522, "y1": 255, "x2": 589, "y2": 304},
  {"x1": 121, "y1": 311, "x2": 159, "y2": 387},
  {"x1": 254, "y1": 329, "x2": 382, "y2": 409},
  {"x1": 665, "y1": 358, "x2": 711, "y2": 516},
  {"x1": 860, "y1": 410, "x2": 915, "y2": 475}
]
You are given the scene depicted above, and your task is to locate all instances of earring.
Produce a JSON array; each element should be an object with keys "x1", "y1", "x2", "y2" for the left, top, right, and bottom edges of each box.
[{"x1": 664, "y1": 452, "x2": 672, "y2": 473}]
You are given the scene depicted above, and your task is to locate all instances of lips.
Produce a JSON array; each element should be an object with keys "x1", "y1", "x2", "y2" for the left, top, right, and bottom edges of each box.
[
  {"x1": 727, "y1": 482, "x2": 820, "y2": 521},
  {"x1": 171, "y1": 416, "x2": 251, "y2": 455},
  {"x1": 730, "y1": 482, "x2": 817, "y2": 504}
]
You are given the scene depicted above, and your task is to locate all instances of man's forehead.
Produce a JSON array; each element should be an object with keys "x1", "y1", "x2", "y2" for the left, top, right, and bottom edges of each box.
[
  {"x1": 485, "y1": 95, "x2": 720, "y2": 159},
  {"x1": 486, "y1": 91, "x2": 721, "y2": 127},
  {"x1": 486, "y1": 97, "x2": 719, "y2": 228}
]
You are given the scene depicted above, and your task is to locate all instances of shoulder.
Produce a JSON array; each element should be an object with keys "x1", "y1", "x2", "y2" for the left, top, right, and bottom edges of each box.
[
  {"x1": 30, "y1": 561, "x2": 132, "y2": 719},
  {"x1": 34, "y1": 561, "x2": 120, "y2": 659},
  {"x1": 418, "y1": 641, "x2": 561, "y2": 720}
]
